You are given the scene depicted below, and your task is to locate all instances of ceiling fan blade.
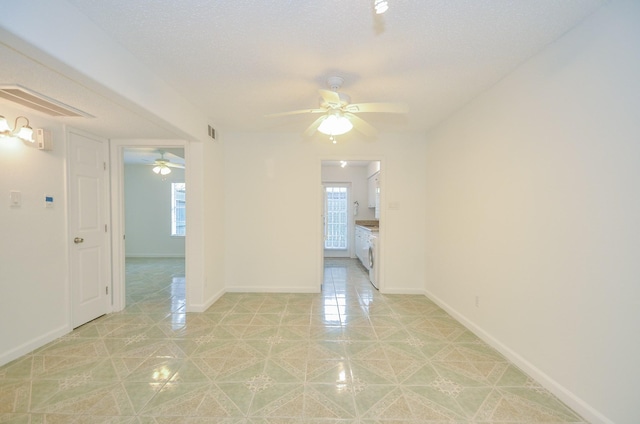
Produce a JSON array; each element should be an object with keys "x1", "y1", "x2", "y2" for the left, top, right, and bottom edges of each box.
[
  {"x1": 166, "y1": 162, "x2": 185, "y2": 169},
  {"x1": 319, "y1": 89, "x2": 341, "y2": 106},
  {"x1": 265, "y1": 108, "x2": 325, "y2": 118},
  {"x1": 303, "y1": 115, "x2": 327, "y2": 137},
  {"x1": 345, "y1": 102, "x2": 408, "y2": 114},
  {"x1": 345, "y1": 113, "x2": 378, "y2": 137}
]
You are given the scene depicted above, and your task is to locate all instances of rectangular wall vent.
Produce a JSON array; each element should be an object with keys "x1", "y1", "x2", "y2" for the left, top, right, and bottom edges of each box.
[
  {"x1": 0, "y1": 85, "x2": 93, "y2": 118},
  {"x1": 208, "y1": 125, "x2": 216, "y2": 140}
]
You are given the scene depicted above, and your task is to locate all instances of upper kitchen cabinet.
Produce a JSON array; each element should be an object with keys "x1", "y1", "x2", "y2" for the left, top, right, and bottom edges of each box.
[
  {"x1": 368, "y1": 172, "x2": 379, "y2": 208},
  {"x1": 367, "y1": 161, "x2": 381, "y2": 209}
]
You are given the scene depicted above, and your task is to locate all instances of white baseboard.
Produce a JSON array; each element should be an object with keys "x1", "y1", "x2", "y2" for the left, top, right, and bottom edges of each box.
[
  {"x1": 0, "y1": 324, "x2": 71, "y2": 367},
  {"x1": 424, "y1": 289, "x2": 612, "y2": 424},
  {"x1": 125, "y1": 254, "x2": 186, "y2": 258},
  {"x1": 188, "y1": 288, "x2": 226, "y2": 313},
  {"x1": 226, "y1": 286, "x2": 319, "y2": 293},
  {"x1": 381, "y1": 288, "x2": 427, "y2": 295}
]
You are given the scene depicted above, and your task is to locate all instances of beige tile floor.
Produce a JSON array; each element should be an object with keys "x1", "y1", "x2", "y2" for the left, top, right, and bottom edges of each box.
[{"x1": 0, "y1": 257, "x2": 587, "y2": 423}]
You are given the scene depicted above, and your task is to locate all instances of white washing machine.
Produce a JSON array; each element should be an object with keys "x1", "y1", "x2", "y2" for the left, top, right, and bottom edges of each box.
[{"x1": 368, "y1": 233, "x2": 379, "y2": 289}]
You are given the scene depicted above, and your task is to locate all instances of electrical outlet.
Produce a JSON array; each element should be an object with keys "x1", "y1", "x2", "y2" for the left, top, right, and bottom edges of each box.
[{"x1": 475, "y1": 295, "x2": 480, "y2": 308}]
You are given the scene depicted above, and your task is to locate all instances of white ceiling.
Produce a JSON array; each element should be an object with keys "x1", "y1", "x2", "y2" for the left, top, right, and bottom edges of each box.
[
  {"x1": 123, "y1": 148, "x2": 185, "y2": 165},
  {"x1": 1, "y1": 0, "x2": 605, "y2": 139}
]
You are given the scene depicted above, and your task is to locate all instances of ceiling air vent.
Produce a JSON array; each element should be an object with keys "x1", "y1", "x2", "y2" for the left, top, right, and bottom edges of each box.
[{"x1": 0, "y1": 85, "x2": 93, "y2": 118}]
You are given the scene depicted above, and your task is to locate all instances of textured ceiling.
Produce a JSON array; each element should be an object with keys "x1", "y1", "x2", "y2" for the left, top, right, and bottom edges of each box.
[
  {"x1": 3, "y1": 0, "x2": 605, "y2": 138},
  {"x1": 123, "y1": 148, "x2": 185, "y2": 165}
]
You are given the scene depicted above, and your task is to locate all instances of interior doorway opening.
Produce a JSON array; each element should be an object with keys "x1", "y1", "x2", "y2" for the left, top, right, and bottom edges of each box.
[
  {"x1": 122, "y1": 147, "x2": 186, "y2": 310},
  {"x1": 320, "y1": 159, "x2": 382, "y2": 290},
  {"x1": 109, "y1": 141, "x2": 188, "y2": 314}
]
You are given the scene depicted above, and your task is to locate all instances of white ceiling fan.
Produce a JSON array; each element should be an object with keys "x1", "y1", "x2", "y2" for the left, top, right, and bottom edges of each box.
[
  {"x1": 149, "y1": 150, "x2": 184, "y2": 175},
  {"x1": 266, "y1": 76, "x2": 408, "y2": 139}
]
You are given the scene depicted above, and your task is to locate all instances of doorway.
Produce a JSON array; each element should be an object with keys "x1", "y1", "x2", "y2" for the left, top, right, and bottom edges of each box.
[
  {"x1": 320, "y1": 159, "x2": 382, "y2": 289},
  {"x1": 109, "y1": 140, "x2": 188, "y2": 313},
  {"x1": 122, "y1": 147, "x2": 186, "y2": 309}
]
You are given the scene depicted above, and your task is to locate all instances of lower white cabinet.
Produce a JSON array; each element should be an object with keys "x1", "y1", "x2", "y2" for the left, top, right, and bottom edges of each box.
[
  {"x1": 355, "y1": 226, "x2": 371, "y2": 269},
  {"x1": 355, "y1": 227, "x2": 364, "y2": 264}
]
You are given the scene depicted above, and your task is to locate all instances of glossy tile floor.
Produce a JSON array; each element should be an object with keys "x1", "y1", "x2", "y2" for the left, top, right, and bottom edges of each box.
[{"x1": 0, "y1": 257, "x2": 587, "y2": 423}]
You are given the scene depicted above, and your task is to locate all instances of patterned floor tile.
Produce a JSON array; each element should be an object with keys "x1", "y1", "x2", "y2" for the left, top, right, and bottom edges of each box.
[
  {"x1": 32, "y1": 356, "x2": 118, "y2": 382},
  {"x1": 248, "y1": 383, "x2": 304, "y2": 417},
  {"x1": 0, "y1": 258, "x2": 588, "y2": 422},
  {"x1": 139, "y1": 382, "x2": 244, "y2": 417},
  {"x1": 474, "y1": 387, "x2": 584, "y2": 422},
  {"x1": 305, "y1": 383, "x2": 357, "y2": 419},
  {"x1": 0, "y1": 358, "x2": 33, "y2": 380},
  {"x1": 30, "y1": 380, "x2": 134, "y2": 415},
  {"x1": 0, "y1": 380, "x2": 30, "y2": 413}
]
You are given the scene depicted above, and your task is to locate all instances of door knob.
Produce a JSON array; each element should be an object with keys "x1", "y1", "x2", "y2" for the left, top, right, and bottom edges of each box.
[{"x1": 74, "y1": 237, "x2": 84, "y2": 244}]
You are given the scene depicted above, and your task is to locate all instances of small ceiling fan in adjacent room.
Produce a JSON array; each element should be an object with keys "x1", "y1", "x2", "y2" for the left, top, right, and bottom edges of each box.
[
  {"x1": 266, "y1": 76, "x2": 408, "y2": 143},
  {"x1": 149, "y1": 150, "x2": 184, "y2": 175}
]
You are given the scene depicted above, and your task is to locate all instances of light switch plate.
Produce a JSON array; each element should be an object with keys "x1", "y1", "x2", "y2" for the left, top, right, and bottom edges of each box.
[{"x1": 9, "y1": 190, "x2": 21, "y2": 207}]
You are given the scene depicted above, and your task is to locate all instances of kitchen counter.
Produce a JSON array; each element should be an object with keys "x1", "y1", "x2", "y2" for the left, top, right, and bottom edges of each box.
[{"x1": 356, "y1": 221, "x2": 379, "y2": 232}]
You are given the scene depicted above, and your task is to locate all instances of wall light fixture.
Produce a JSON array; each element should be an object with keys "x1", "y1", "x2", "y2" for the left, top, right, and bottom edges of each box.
[{"x1": 0, "y1": 115, "x2": 35, "y2": 143}]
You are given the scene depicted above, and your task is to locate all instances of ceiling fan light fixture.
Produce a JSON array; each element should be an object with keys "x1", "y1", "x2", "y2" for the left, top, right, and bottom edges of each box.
[
  {"x1": 317, "y1": 113, "x2": 353, "y2": 136},
  {"x1": 153, "y1": 164, "x2": 172, "y2": 175},
  {"x1": 374, "y1": 0, "x2": 389, "y2": 14}
]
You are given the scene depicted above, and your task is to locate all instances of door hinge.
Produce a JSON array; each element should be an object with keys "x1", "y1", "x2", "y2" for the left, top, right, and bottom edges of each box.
[
  {"x1": 105, "y1": 224, "x2": 108, "y2": 232},
  {"x1": 106, "y1": 286, "x2": 109, "y2": 295},
  {"x1": 103, "y1": 162, "x2": 107, "y2": 171}
]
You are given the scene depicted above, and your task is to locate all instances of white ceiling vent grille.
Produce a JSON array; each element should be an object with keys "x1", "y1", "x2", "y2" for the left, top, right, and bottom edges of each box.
[{"x1": 0, "y1": 85, "x2": 93, "y2": 118}]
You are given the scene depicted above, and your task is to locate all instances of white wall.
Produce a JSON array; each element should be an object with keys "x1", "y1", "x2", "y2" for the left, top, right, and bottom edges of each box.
[
  {"x1": 224, "y1": 132, "x2": 426, "y2": 294},
  {"x1": 124, "y1": 164, "x2": 185, "y2": 257},
  {"x1": 423, "y1": 2, "x2": 640, "y2": 423},
  {"x1": 201, "y1": 138, "x2": 226, "y2": 309},
  {"x1": 0, "y1": 106, "x2": 70, "y2": 364}
]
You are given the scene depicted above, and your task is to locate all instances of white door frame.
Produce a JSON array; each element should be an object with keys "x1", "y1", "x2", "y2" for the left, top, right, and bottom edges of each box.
[
  {"x1": 318, "y1": 157, "x2": 385, "y2": 291},
  {"x1": 109, "y1": 139, "x2": 188, "y2": 312}
]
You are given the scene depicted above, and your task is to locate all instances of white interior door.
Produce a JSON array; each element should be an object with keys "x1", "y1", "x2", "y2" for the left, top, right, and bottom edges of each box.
[{"x1": 69, "y1": 131, "x2": 110, "y2": 328}]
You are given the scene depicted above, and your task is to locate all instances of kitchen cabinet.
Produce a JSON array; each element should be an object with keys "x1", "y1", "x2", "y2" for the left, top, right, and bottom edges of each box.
[
  {"x1": 355, "y1": 226, "x2": 365, "y2": 264},
  {"x1": 368, "y1": 171, "x2": 379, "y2": 208}
]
